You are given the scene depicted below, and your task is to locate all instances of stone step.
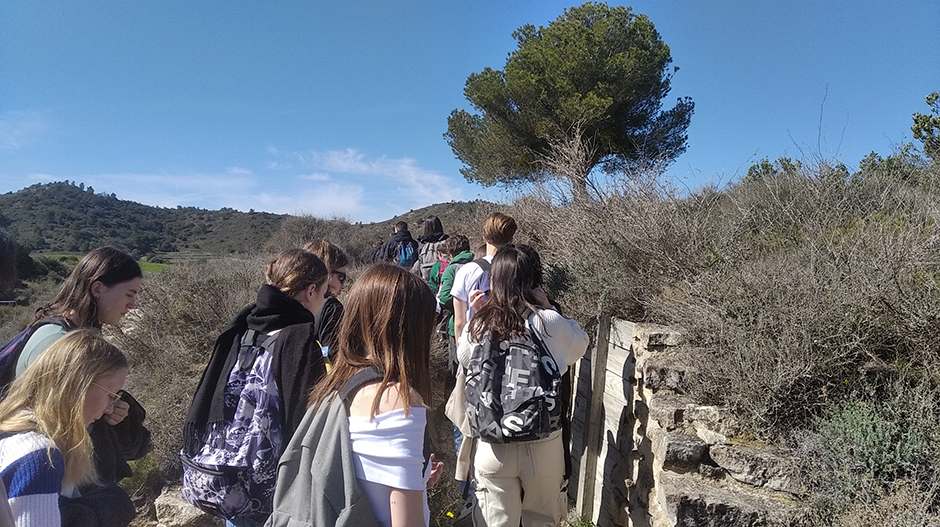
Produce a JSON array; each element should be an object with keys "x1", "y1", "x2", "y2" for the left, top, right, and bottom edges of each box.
[{"x1": 655, "y1": 472, "x2": 808, "y2": 527}]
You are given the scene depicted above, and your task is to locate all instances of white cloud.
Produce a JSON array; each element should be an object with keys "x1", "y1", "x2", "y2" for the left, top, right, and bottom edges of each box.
[
  {"x1": 299, "y1": 172, "x2": 331, "y2": 181},
  {"x1": 13, "y1": 168, "x2": 374, "y2": 220},
  {"x1": 0, "y1": 111, "x2": 49, "y2": 151},
  {"x1": 291, "y1": 147, "x2": 465, "y2": 205}
]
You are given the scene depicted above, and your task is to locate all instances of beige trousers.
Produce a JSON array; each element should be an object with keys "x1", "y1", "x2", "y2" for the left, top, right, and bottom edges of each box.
[{"x1": 472, "y1": 430, "x2": 567, "y2": 527}]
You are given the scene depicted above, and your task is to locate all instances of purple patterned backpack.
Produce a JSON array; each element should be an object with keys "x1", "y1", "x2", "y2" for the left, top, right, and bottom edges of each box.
[{"x1": 181, "y1": 329, "x2": 281, "y2": 521}]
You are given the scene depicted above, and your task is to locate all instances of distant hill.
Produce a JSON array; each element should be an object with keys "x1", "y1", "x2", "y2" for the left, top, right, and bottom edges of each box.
[
  {"x1": 0, "y1": 182, "x2": 287, "y2": 257},
  {"x1": 0, "y1": 182, "x2": 499, "y2": 259}
]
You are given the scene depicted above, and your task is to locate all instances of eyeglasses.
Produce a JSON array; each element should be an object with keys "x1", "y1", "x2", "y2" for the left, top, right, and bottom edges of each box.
[
  {"x1": 92, "y1": 382, "x2": 123, "y2": 406},
  {"x1": 332, "y1": 270, "x2": 347, "y2": 284}
]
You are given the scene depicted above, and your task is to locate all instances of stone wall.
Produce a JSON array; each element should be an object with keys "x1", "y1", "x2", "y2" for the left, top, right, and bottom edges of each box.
[{"x1": 569, "y1": 319, "x2": 809, "y2": 527}]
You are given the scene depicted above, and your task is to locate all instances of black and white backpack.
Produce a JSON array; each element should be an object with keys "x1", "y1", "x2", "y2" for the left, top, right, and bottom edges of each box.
[{"x1": 464, "y1": 318, "x2": 562, "y2": 443}]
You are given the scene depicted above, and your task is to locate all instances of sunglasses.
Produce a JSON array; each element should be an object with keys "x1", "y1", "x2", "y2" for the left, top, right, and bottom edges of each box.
[
  {"x1": 332, "y1": 270, "x2": 347, "y2": 284},
  {"x1": 92, "y1": 382, "x2": 123, "y2": 406}
]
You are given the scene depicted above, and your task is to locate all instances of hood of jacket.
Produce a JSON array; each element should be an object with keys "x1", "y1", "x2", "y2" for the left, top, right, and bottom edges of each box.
[
  {"x1": 392, "y1": 228, "x2": 416, "y2": 244},
  {"x1": 418, "y1": 232, "x2": 448, "y2": 244}
]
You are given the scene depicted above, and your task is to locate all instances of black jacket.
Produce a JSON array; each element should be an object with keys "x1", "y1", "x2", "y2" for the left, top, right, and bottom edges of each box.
[
  {"x1": 313, "y1": 296, "x2": 344, "y2": 356},
  {"x1": 183, "y1": 284, "x2": 327, "y2": 456},
  {"x1": 372, "y1": 229, "x2": 418, "y2": 263}
]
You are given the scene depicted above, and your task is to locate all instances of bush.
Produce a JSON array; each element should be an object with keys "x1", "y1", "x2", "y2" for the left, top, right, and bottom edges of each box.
[{"x1": 503, "y1": 157, "x2": 940, "y2": 521}]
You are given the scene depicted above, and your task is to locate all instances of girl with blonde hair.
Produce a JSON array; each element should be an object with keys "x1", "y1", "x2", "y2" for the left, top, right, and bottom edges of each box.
[{"x1": 0, "y1": 329, "x2": 129, "y2": 526}]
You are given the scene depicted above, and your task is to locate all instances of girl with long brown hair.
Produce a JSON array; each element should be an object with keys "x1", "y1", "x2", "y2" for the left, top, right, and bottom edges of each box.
[
  {"x1": 457, "y1": 244, "x2": 589, "y2": 527},
  {"x1": 308, "y1": 264, "x2": 443, "y2": 527}
]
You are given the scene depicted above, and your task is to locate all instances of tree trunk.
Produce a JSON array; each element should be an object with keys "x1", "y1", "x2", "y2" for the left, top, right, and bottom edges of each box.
[{"x1": 571, "y1": 175, "x2": 591, "y2": 202}]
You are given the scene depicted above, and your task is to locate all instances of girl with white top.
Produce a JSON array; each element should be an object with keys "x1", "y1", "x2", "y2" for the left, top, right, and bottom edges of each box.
[
  {"x1": 457, "y1": 244, "x2": 589, "y2": 527},
  {"x1": 308, "y1": 264, "x2": 444, "y2": 527},
  {"x1": 0, "y1": 329, "x2": 128, "y2": 527}
]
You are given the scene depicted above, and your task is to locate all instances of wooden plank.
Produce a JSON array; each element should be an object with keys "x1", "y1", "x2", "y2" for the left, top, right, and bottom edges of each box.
[
  {"x1": 603, "y1": 398, "x2": 628, "y2": 433},
  {"x1": 602, "y1": 373, "x2": 629, "y2": 408},
  {"x1": 575, "y1": 315, "x2": 611, "y2": 522},
  {"x1": 606, "y1": 343, "x2": 632, "y2": 377},
  {"x1": 609, "y1": 319, "x2": 636, "y2": 350}
]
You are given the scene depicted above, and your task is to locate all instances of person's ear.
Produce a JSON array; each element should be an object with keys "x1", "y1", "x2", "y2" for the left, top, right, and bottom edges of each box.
[
  {"x1": 90, "y1": 280, "x2": 105, "y2": 299},
  {"x1": 304, "y1": 282, "x2": 318, "y2": 299}
]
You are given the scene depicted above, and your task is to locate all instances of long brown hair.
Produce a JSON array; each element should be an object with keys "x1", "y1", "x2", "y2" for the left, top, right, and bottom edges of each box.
[
  {"x1": 0, "y1": 329, "x2": 128, "y2": 487},
  {"x1": 308, "y1": 264, "x2": 436, "y2": 417},
  {"x1": 468, "y1": 244, "x2": 543, "y2": 342},
  {"x1": 34, "y1": 246, "x2": 142, "y2": 328}
]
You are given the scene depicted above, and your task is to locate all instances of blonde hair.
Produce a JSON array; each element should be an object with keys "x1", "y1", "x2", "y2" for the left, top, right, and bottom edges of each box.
[
  {"x1": 265, "y1": 249, "x2": 329, "y2": 297},
  {"x1": 0, "y1": 329, "x2": 128, "y2": 487},
  {"x1": 302, "y1": 239, "x2": 350, "y2": 272},
  {"x1": 482, "y1": 212, "x2": 517, "y2": 247}
]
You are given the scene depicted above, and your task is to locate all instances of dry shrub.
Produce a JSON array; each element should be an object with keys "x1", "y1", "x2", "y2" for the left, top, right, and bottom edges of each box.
[
  {"x1": 507, "y1": 159, "x2": 940, "y2": 519},
  {"x1": 109, "y1": 255, "x2": 266, "y2": 483},
  {"x1": 649, "y1": 168, "x2": 940, "y2": 439},
  {"x1": 822, "y1": 480, "x2": 940, "y2": 527},
  {"x1": 507, "y1": 166, "x2": 717, "y2": 325},
  {"x1": 265, "y1": 215, "x2": 378, "y2": 264}
]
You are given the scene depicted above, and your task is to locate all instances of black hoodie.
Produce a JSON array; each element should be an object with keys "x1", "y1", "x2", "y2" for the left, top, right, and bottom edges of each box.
[{"x1": 373, "y1": 228, "x2": 418, "y2": 263}]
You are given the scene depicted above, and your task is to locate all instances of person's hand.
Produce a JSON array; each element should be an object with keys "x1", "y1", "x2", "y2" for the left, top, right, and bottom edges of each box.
[
  {"x1": 468, "y1": 289, "x2": 488, "y2": 312},
  {"x1": 532, "y1": 286, "x2": 552, "y2": 309},
  {"x1": 102, "y1": 399, "x2": 129, "y2": 426},
  {"x1": 427, "y1": 454, "x2": 444, "y2": 489}
]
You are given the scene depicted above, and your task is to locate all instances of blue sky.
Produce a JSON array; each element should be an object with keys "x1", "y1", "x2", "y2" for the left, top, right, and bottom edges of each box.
[{"x1": 2, "y1": 1, "x2": 937, "y2": 223}]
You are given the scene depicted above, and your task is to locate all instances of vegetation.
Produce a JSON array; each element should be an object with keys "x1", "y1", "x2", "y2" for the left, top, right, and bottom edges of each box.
[
  {"x1": 0, "y1": 181, "x2": 286, "y2": 258},
  {"x1": 445, "y1": 2, "x2": 693, "y2": 201},
  {"x1": 912, "y1": 92, "x2": 940, "y2": 161},
  {"x1": 0, "y1": 20, "x2": 934, "y2": 520}
]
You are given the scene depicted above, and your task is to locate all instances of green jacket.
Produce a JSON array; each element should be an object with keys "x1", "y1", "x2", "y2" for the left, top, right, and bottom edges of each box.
[
  {"x1": 436, "y1": 250, "x2": 474, "y2": 336},
  {"x1": 427, "y1": 257, "x2": 448, "y2": 292}
]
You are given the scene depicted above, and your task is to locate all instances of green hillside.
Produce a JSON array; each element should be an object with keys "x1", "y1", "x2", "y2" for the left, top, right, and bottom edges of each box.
[{"x1": 0, "y1": 182, "x2": 287, "y2": 257}]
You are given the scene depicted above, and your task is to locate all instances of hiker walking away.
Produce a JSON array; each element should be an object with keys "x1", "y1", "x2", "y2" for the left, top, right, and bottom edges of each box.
[
  {"x1": 303, "y1": 240, "x2": 350, "y2": 357},
  {"x1": 0, "y1": 330, "x2": 132, "y2": 527},
  {"x1": 458, "y1": 245, "x2": 589, "y2": 527},
  {"x1": 410, "y1": 215, "x2": 449, "y2": 282},
  {"x1": 436, "y1": 235, "x2": 473, "y2": 376},
  {"x1": 305, "y1": 264, "x2": 444, "y2": 527},
  {"x1": 371, "y1": 221, "x2": 419, "y2": 267},
  {"x1": 181, "y1": 249, "x2": 330, "y2": 527},
  {"x1": 0, "y1": 246, "x2": 147, "y2": 527},
  {"x1": 451, "y1": 212, "x2": 517, "y2": 345}
]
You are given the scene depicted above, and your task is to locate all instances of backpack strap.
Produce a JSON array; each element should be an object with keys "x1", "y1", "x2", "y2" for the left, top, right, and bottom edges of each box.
[
  {"x1": 339, "y1": 367, "x2": 385, "y2": 405},
  {"x1": 237, "y1": 329, "x2": 279, "y2": 370},
  {"x1": 472, "y1": 257, "x2": 491, "y2": 274}
]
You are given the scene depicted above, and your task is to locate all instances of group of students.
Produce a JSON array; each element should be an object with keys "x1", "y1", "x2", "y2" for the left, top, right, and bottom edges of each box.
[
  {"x1": 0, "y1": 210, "x2": 589, "y2": 527},
  {"x1": 0, "y1": 246, "x2": 148, "y2": 527}
]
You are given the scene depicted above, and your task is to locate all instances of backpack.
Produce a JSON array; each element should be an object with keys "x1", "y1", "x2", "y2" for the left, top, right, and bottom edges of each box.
[
  {"x1": 395, "y1": 241, "x2": 417, "y2": 267},
  {"x1": 437, "y1": 257, "x2": 450, "y2": 279},
  {"x1": 464, "y1": 319, "x2": 562, "y2": 443},
  {"x1": 0, "y1": 317, "x2": 67, "y2": 394},
  {"x1": 180, "y1": 329, "x2": 282, "y2": 521},
  {"x1": 266, "y1": 368, "x2": 385, "y2": 527},
  {"x1": 414, "y1": 240, "x2": 446, "y2": 280}
]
